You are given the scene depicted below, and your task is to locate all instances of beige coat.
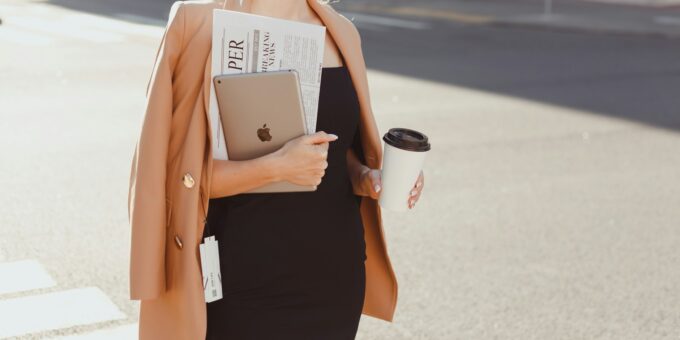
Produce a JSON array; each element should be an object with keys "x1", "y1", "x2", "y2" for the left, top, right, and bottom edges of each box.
[{"x1": 127, "y1": 1, "x2": 398, "y2": 338}]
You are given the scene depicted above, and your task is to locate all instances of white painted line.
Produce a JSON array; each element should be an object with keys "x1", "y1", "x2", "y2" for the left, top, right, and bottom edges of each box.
[
  {"x1": 0, "y1": 287, "x2": 126, "y2": 338},
  {"x1": 48, "y1": 323, "x2": 138, "y2": 340},
  {"x1": 353, "y1": 22, "x2": 392, "y2": 32},
  {"x1": 67, "y1": 13, "x2": 164, "y2": 38},
  {"x1": 0, "y1": 260, "x2": 56, "y2": 295},
  {"x1": 10, "y1": 17, "x2": 126, "y2": 43},
  {"x1": 114, "y1": 13, "x2": 169, "y2": 28},
  {"x1": 0, "y1": 26, "x2": 55, "y2": 46},
  {"x1": 654, "y1": 16, "x2": 680, "y2": 26},
  {"x1": 341, "y1": 12, "x2": 432, "y2": 30}
]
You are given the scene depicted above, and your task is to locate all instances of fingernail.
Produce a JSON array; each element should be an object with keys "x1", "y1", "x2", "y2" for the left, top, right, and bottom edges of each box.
[
  {"x1": 329, "y1": 134, "x2": 339, "y2": 140},
  {"x1": 375, "y1": 184, "x2": 381, "y2": 193},
  {"x1": 410, "y1": 190, "x2": 416, "y2": 196},
  {"x1": 416, "y1": 182, "x2": 422, "y2": 188}
]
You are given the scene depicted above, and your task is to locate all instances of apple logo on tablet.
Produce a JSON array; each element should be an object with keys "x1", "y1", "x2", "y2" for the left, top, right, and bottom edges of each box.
[{"x1": 257, "y1": 123, "x2": 272, "y2": 142}]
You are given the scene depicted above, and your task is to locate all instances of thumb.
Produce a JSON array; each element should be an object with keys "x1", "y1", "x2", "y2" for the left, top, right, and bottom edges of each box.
[
  {"x1": 304, "y1": 131, "x2": 339, "y2": 145},
  {"x1": 367, "y1": 169, "x2": 382, "y2": 199}
]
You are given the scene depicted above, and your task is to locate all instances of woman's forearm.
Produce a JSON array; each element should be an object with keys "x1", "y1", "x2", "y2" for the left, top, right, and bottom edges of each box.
[{"x1": 209, "y1": 153, "x2": 282, "y2": 199}]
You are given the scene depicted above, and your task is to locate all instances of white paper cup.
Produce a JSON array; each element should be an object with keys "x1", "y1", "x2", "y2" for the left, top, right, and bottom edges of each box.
[{"x1": 378, "y1": 128, "x2": 431, "y2": 212}]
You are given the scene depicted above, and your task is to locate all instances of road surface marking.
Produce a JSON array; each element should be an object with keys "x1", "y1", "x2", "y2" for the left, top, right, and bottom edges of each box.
[
  {"x1": 48, "y1": 323, "x2": 138, "y2": 340},
  {"x1": 0, "y1": 259, "x2": 56, "y2": 295},
  {"x1": 62, "y1": 13, "x2": 163, "y2": 38},
  {"x1": 351, "y1": 21, "x2": 392, "y2": 32},
  {"x1": 0, "y1": 2, "x2": 163, "y2": 46},
  {"x1": 341, "y1": 12, "x2": 432, "y2": 30},
  {"x1": 654, "y1": 16, "x2": 680, "y2": 26},
  {"x1": 584, "y1": 0, "x2": 680, "y2": 7},
  {"x1": 10, "y1": 17, "x2": 126, "y2": 43},
  {"x1": 0, "y1": 26, "x2": 55, "y2": 46},
  {"x1": 0, "y1": 287, "x2": 126, "y2": 338},
  {"x1": 381, "y1": 6, "x2": 492, "y2": 24},
  {"x1": 344, "y1": 4, "x2": 492, "y2": 24},
  {"x1": 114, "y1": 13, "x2": 168, "y2": 28}
]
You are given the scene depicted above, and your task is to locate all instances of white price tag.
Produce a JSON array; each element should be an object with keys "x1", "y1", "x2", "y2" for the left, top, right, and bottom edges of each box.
[{"x1": 199, "y1": 236, "x2": 223, "y2": 303}]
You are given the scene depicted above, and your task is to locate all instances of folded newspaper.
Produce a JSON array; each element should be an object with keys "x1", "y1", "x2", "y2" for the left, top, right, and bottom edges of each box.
[{"x1": 209, "y1": 9, "x2": 327, "y2": 160}]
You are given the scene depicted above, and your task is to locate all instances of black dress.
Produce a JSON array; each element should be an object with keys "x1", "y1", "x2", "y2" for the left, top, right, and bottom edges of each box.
[{"x1": 205, "y1": 65, "x2": 368, "y2": 340}]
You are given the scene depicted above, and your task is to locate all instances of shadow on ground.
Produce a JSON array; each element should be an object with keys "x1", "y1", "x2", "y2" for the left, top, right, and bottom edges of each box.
[{"x1": 353, "y1": 18, "x2": 680, "y2": 131}]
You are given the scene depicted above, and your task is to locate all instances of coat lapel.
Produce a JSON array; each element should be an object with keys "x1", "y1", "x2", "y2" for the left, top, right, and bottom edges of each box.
[{"x1": 201, "y1": 0, "x2": 382, "y2": 170}]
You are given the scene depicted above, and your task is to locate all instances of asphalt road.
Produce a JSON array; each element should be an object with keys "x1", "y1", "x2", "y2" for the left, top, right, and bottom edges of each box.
[{"x1": 1, "y1": 0, "x2": 679, "y2": 339}]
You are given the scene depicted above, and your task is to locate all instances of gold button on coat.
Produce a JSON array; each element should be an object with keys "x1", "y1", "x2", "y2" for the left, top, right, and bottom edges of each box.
[
  {"x1": 174, "y1": 235, "x2": 183, "y2": 249},
  {"x1": 182, "y1": 172, "x2": 195, "y2": 188}
]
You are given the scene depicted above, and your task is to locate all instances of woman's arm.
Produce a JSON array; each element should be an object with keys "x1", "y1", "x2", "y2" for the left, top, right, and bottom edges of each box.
[
  {"x1": 209, "y1": 154, "x2": 281, "y2": 199},
  {"x1": 209, "y1": 131, "x2": 338, "y2": 199}
]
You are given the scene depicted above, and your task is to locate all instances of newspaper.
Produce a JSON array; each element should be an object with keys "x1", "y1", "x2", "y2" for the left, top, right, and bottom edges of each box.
[{"x1": 209, "y1": 9, "x2": 327, "y2": 160}]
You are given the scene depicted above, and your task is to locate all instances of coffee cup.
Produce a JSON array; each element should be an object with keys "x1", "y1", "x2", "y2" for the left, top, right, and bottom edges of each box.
[{"x1": 378, "y1": 128, "x2": 431, "y2": 212}]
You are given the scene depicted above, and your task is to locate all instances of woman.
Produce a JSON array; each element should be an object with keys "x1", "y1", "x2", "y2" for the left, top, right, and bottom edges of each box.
[{"x1": 127, "y1": 0, "x2": 425, "y2": 339}]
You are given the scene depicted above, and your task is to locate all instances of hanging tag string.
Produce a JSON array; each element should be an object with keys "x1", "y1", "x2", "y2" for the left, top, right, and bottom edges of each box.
[{"x1": 200, "y1": 191, "x2": 211, "y2": 237}]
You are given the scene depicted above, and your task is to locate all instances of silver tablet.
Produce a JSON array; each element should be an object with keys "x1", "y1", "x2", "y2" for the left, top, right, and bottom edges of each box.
[{"x1": 213, "y1": 70, "x2": 316, "y2": 193}]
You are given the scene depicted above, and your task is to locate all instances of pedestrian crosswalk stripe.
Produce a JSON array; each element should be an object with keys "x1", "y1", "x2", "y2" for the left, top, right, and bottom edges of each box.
[
  {"x1": 10, "y1": 16, "x2": 126, "y2": 43},
  {"x1": 61, "y1": 12, "x2": 164, "y2": 38},
  {"x1": 48, "y1": 323, "x2": 138, "y2": 340},
  {"x1": 0, "y1": 259, "x2": 56, "y2": 295},
  {"x1": 0, "y1": 287, "x2": 126, "y2": 338},
  {"x1": 0, "y1": 2, "x2": 163, "y2": 46},
  {"x1": 113, "y1": 13, "x2": 168, "y2": 30},
  {"x1": 0, "y1": 26, "x2": 56, "y2": 46}
]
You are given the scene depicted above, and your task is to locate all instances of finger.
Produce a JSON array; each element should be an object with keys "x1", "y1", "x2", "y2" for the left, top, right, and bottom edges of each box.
[
  {"x1": 408, "y1": 187, "x2": 420, "y2": 207},
  {"x1": 414, "y1": 171, "x2": 424, "y2": 189},
  {"x1": 408, "y1": 187, "x2": 421, "y2": 208},
  {"x1": 375, "y1": 169, "x2": 382, "y2": 191},
  {"x1": 370, "y1": 170, "x2": 382, "y2": 194},
  {"x1": 305, "y1": 131, "x2": 338, "y2": 145},
  {"x1": 409, "y1": 186, "x2": 420, "y2": 198},
  {"x1": 364, "y1": 172, "x2": 380, "y2": 199},
  {"x1": 408, "y1": 192, "x2": 420, "y2": 209},
  {"x1": 318, "y1": 141, "x2": 330, "y2": 152},
  {"x1": 411, "y1": 189, "x2": 422, "y2": 204},
  {"x1": 310, "y1": 143, "x2": 329, "y2": 158}
]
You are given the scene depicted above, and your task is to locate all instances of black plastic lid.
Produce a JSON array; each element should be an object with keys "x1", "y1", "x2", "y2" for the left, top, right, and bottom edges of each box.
[{"x1": 382, "y1": 128, "x2": 431, "y2": 152}]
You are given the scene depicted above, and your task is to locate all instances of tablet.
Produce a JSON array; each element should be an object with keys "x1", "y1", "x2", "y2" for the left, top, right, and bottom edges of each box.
[{"x1": 213, "y1": 70, "x2": 316, "y2": 193}]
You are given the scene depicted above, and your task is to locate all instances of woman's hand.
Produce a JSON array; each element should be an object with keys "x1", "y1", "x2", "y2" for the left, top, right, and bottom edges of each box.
[
  {"x1": 353, "y1": 168, "x2": 425, "y2": 209},
  {"x1": 272, "y1": 131, "x2": 339, "y2": 188},
  {"x1": 353, "y1": 167, "x2": 382, "y2": 199},
  {"x1": 408, "y1": 170, "x2": 425, "y2": 209}
]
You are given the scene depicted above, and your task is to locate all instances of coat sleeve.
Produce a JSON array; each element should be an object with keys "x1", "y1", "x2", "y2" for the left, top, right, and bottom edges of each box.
[{"x1": 128, "y1": 1, "x2": 185, "y2": 301}]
